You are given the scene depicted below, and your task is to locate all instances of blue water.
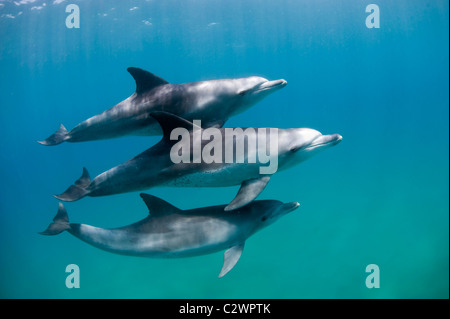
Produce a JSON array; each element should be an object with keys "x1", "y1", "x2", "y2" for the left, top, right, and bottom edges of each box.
[{"x1": 0, "y1": 0, "x2": 448, "y2": 299}]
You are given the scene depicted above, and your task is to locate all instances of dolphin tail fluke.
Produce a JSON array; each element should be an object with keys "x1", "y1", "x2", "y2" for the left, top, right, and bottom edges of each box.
[
  {"x1": 54, "y1": 167, "x2": 91, "y2": 202},
  {"x1": 38, "y1": 124, "x2": 68, "y2": 146},
  {"x1": 39, "y1": 202, "x2": 71, "y2": 236}
]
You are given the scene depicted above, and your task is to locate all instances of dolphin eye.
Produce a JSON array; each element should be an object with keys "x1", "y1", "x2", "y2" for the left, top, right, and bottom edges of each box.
[
  {"x1": 238, "y1": 89, "x2": 248, "y2": 96},
  {"x1": 261, "y1": 216, "x2": 268, "y2": 222}
]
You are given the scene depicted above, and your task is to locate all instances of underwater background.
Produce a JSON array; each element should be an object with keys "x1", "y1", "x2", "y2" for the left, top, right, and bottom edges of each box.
[{"x1": 0, "y1": 0, "x2": 448, "y2": 299}]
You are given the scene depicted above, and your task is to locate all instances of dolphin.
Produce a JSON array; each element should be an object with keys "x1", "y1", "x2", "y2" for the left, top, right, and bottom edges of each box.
[
  {"x1": 55, "y1": 112, "x2": 342, "y2": 210},
  {"x1": 40, "y1": 194, "x2": 300, "y2": 277},
  {"x1": 38, "y1": 67, "x2": 287, "y2": 145}
]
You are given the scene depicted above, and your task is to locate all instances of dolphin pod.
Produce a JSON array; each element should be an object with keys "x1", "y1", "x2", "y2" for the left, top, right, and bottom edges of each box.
[
  {"x1": 38, "y1": 67, "x2": 286, "y2": 145},
  {"x1": 41, "y1": 194, "x2": 300, "y2": 278},
  {"x1": 40, "y1": 67, "x2": 342, "y2": 277}
]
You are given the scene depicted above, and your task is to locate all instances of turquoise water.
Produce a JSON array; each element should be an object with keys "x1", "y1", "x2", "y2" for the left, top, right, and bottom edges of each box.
[{"x1": 0, "y1": 0, "x2": 448, "y2": 299}]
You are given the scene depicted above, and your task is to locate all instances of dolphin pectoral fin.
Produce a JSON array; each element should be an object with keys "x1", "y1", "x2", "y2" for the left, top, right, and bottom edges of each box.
[
  {"x1": 54, "y1": 167, "x2": 91, "y2": 202},
  {"x1": 127, "y1": 67, "x2": 169, "y2": 94},
  {"x1": 38, "y1": 124, "x2": 68, "y2": 146},
  {"x1": 219, "y1": 242, "x2": 245, "y2": 278},
  {"x1": 224, "y1": 176, "x2": 271, "y2": 211}
]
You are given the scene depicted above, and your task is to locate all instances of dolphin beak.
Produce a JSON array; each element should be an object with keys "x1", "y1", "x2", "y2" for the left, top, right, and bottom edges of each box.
[
  {"x1": 327, "y1": 134, "x2": 343, "y2": 146},
  {"x1": 257, "y1": 79, "x2": 287, "y2": 91},
  {"x1": 307, "y1": 134, "x2": 342, "y2": 150},
  {"x1": 283, "y1": 201, "x2": 300, "y2": 213}
]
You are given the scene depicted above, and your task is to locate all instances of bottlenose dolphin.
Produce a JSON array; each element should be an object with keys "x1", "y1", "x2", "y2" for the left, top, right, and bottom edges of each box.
[
  {"x1": 40, "y1": 194, "x2": 300, "y2": 277},
  {"x1": 55, "y1": 112, "x2": 342, "y2": 210},
  {"x1": 38, "y1": 67, "x2": 287, "y2": 145}
]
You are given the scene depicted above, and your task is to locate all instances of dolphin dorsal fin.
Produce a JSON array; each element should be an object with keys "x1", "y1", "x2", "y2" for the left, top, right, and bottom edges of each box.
[
  {"x1": 140, "y1": 193, "x2": 181, "y2": 215},
  {"x1": 127, "y1": 67, "x2": 169, "y2": 94},
  {"x1": 150, "y1": 111, "x2": 200, "y2": 139}
]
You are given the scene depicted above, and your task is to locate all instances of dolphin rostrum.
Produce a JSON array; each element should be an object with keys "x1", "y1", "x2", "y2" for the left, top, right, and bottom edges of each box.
[
  {"x1": 38, "y1": 67, "x2": 287, "y2": 145},
  {"x1": 40, "y1": 194, "x2": 300, "y2": 277},
  {"x1": 55, "y1": 112, "x2": 342, "y2": 210}
]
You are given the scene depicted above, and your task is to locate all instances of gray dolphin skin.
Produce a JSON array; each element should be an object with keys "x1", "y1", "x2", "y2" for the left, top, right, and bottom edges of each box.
[
  {"x1": 38, "y1": 67, "x2": 287, "y2": 145},
  {"x1": 55, "y1": 112, "x2": 342, "y2": 210},
  {"x1": 40, "y1": 194, "x2": 300, "y2": 277}
]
